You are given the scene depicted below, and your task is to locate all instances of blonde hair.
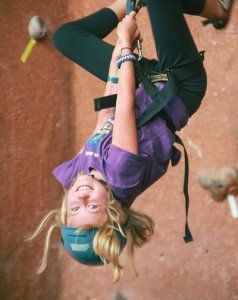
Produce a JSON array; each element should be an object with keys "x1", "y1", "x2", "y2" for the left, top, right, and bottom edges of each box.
[{"x1": 28, "y1": 190, "x2": 155, "y2": 282}]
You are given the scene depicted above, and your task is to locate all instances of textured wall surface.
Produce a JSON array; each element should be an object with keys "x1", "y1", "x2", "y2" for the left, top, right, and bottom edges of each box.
[
  {"x1": 1, "y1": 1, "x2": 238, "y2": 300},
  {"x1": 0, "y1": 0, "x2": 73, "y2": 299}
]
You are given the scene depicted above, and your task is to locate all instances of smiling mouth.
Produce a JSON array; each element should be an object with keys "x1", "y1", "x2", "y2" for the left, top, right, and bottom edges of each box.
[{"x1": 76, "y1": 185, "x2": 93, "y2": 191}]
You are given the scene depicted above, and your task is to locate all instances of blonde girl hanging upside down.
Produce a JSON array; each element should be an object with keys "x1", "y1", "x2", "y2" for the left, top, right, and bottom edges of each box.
[{"x1": 30, "y1": 0, "x2": 233, "y2": 282}]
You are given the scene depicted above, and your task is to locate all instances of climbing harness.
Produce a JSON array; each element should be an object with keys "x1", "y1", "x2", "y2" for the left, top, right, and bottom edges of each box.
[{"x1": 94, "y1": 0, "x2": 207, "y2": 243}]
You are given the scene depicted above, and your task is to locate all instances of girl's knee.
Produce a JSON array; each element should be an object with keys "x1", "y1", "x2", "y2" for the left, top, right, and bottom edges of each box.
[
  {"x1": 53, "y1": 20, "x2": 91, "y2": 58},
  {"x1": 52, "y1": 23, "x2": 69, "y2": 51}
]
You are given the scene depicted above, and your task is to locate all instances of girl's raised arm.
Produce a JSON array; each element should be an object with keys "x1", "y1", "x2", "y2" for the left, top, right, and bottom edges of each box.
[{"x1": 112, "y1": 11, "x2": 140, "y2": 154}]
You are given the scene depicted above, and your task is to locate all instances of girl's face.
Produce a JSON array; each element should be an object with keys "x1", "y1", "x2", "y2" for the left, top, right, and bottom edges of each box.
[{"x1": 66, "y1": 174, "x2": 109, "y2": 228}]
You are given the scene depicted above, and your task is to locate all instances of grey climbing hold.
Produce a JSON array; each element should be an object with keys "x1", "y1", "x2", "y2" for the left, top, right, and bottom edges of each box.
[{"x1": 28, "y1": 16, "x2": 48, "y2": 40}]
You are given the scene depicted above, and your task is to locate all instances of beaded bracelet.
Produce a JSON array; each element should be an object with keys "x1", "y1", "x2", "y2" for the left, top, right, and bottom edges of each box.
[
  {"x1": 116, "y1": 54, "x2": 137, "y2": 69},
  {"x1": 107, "y1": 76, "x2": 119, "y2": 83}
]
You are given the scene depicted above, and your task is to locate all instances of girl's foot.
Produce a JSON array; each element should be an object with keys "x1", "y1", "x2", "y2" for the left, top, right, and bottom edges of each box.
[{"x1": 202, "y1": 0, "x2": 234, "y2": 30}]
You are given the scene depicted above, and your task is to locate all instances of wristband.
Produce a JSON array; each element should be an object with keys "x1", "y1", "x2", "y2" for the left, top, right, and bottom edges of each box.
[
  {"x1": 107, "y1": 76, "x2": 119, "y2": 83},
  {"x1": 116, "y1": 54, "x2": 137, "y2": 69}
]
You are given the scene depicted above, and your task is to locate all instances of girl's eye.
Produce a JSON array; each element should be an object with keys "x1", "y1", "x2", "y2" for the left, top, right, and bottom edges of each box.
[
  {"x1": 72, "y1": 207, "x2": 80, "y2": 211},
  {"x1": 88, "y1": 205, "x2": 98, "y2": 209}
]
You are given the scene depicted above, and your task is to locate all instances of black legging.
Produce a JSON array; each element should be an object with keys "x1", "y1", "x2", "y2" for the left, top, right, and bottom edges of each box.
[{"x1": 53, "y1": 0, "x2": 207, "y2": 116}]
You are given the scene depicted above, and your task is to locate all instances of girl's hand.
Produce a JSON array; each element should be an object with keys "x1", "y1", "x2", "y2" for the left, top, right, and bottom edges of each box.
[{"x1": 117, "y1": 11, "x2": 141, "y2": 50}]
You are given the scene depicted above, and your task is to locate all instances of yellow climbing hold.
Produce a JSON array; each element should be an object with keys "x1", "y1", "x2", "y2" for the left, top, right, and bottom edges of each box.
[{"x1": 20, "y1": 38, "x2": 37, "y2": 63}]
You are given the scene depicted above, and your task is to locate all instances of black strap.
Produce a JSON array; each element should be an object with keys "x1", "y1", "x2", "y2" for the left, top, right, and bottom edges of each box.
[
  {"x1": 94, "y1": 94, "x2": 117, "y2": 111},
  {"x1": 136, "y1": 64, "x2": 179, "y2": 128},
  {"x1": 135, "y1": 54, "x2": 205, "y2": 127},
  {"x1": 175, "y1": 134, "x2": 193, "y2": 243},
  {"x1": 135, "y1": 61, "x2": 195, "y2": 243}
]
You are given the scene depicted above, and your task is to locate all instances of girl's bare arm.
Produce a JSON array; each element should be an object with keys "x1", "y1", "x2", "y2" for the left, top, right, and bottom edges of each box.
[{"x1": 112, "y1": 11, "x2": 140, "y2": 154}]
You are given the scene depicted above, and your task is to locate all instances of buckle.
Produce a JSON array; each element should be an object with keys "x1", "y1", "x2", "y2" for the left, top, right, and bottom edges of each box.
[{"x1": 149, "y1": 73, "x2": 168, "y2": 83}]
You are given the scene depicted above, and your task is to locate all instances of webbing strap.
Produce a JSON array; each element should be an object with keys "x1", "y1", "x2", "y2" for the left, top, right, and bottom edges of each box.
[
  {"x1": 136, "y1": 66, "x2": 179, "y2": 128},
  {"x1": 94, "y1": 94, "x2": 117, "y2": 111},
  {"x1": 135, "y1": 55, "x2": 205, "y2": 127},
  {"x1": 175, "y1": 134, "x2": 193, "y2": 243},
  {"x1": 135, "y1": 67, "x2": 193, "y2": 242}
]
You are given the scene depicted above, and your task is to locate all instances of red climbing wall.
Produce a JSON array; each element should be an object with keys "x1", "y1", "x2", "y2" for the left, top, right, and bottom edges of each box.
[{"x1": 1, "y1": 0, "x2": 238, "y2": 299}]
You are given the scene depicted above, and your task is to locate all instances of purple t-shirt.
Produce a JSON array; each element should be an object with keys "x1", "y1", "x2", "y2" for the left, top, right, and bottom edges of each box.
[{"x1": 53, "y1": 84, "x2": 188, "y2": 207}]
